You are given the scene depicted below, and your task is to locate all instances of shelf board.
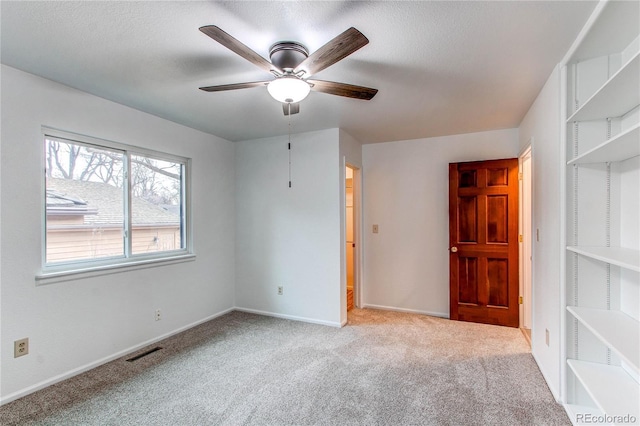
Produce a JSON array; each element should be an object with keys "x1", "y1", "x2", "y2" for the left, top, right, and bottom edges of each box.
[
  {"x1": 567, "y1": 306, "x2": 639, "y2": 373},
  {"x1": 568, "y1": 124, "x2": 640, "y2": 165},
  {"x1": 567, "y1": 0, "x2": 640, "y2": 63},
  {"x1": 568, "y1": 359, "x2": 639, "y2": 419},
  {"x1": 568, "y1": 52, "x2": 639, "y2": 122},
  {"x1": 567, "y1": 246, "x2": 640, "y2": 272}
]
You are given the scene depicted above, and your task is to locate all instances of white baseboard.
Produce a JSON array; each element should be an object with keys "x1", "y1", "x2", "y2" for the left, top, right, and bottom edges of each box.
[
  {"x1": 234, "y1": 307, "x2": 342, "y2": 328},
  {"x1": 362, "y1": 303, "x2": 450, "y2": 319},
  {"x1": 532, "y1": 351, "x2": 561, "y2": 403},
  {"x1": 0, "y1": 307, "x2": 235, "y2": 406}
]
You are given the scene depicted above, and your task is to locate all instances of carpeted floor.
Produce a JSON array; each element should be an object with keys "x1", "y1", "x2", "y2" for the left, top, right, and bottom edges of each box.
[{"x1": 0, "y1": 309, "x2": 570, "y2": 425}]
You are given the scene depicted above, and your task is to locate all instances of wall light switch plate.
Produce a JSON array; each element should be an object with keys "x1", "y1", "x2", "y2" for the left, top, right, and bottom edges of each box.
[{"x1": 373, "y1": 224, "x2": 379, "y2": 233}]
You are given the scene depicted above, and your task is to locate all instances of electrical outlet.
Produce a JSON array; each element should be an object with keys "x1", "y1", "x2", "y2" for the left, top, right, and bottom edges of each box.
[
  {"x1": 14, "y1": 338, "x2": 29, "y2": 358},
  {"x1": 545, "y1": 329, "x2": 549, "y2": 346},
  {"x1": 277, "y1": 286, "x2": 283, "y2": 296},
  {"x1": 155, "y1": 309, "x2": 161, "y2": 321}
]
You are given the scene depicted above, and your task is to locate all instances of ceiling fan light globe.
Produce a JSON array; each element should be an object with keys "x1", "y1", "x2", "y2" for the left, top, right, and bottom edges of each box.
[{"x1": 267, "y1": 77, "x2": 310, "y2": 103}]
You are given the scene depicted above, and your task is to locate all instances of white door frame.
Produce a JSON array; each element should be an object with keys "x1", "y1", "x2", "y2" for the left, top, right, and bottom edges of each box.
[
  {"x1": 345, "y1": 163, "x2": 362, "y2": 310},
  {"x1": 518, "y1": 143, "x2": 533, "y2": 330},
  {"x1": 353, "y1": 165, "x2": 362, "y2": 309}
]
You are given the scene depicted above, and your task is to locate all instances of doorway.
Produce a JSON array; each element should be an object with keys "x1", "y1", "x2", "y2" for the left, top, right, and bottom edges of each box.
[
  {"x1": 346, "y1": 165, "x2": 357, "y2": 311},
  {"x1": 519, "y1": 146, "x2": 533, "y2": 343},
  {"x1": 448, "y1": 158, "x2": 520, "y2": 327}
]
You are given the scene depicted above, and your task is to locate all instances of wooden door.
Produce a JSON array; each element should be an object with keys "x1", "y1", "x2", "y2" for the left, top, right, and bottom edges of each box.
[{"x1": 449, "y1": 159, "x2": 519, "y2": 327}]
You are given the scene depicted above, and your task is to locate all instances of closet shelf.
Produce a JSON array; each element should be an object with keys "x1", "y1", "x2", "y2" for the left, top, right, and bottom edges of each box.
[
  {"x1": 567, "y1": 306, "x2": 639, "y2": 373},
  {"x1": 567, "y1": 359, "x2": 639, "y2": 419},
  {"x1": 567, "y1": 0, "x2": 640, "y2": 63},
  {"x1": 567, "y1": 246, "x2": 640, "y2": 272},
  {"x1": 568, "y1": 124, "x2": 640, "y2": 165},
  {"x1": 567, "y1": 52, "x2": 639, "y2": 123}
]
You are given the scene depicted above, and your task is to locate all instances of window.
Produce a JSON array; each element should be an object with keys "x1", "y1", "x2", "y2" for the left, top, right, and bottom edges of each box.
[{"x1": 43, "y1": 131, "x2": 190, "y2": 272}]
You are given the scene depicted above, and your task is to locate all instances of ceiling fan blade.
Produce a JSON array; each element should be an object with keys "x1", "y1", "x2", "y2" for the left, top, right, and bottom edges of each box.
[
  {"x1": 294, "y1": 27, "x2": 369, "y2": 77},
  {"x1": 282, "y1": 102, "x2": 300, "y2": 116},
  {"x1": 307, "y1": 79, "x2": 378, "y2": 100},
  {"x1": 200, "y1": 25, "x2": 282, "y2": 74},
  {"x1": 199, "y1": 81, "x2": 269, "y2": 92}
]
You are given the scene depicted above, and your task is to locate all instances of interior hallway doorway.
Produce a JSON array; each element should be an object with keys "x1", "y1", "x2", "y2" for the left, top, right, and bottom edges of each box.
[{"x1": 346, "y1": 165, "x2": 357, "y2": 311}]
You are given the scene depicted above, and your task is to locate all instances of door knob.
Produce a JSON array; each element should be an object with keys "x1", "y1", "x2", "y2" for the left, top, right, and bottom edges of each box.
[{"x1": 451, "y1": 247, "x2": 458, "y2": 253}]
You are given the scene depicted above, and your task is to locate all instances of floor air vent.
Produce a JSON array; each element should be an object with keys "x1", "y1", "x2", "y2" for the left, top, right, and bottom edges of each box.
[{"x1": 126, "y1": 346, "x2": 162, "y2": 362}]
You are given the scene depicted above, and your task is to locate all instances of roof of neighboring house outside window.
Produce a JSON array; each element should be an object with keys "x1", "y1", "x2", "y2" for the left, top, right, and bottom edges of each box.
[{"x1": 46, "y1": 178, "x2": 179, "y2": 226}]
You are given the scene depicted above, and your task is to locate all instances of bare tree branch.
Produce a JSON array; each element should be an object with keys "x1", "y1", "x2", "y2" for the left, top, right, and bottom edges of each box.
[{"x1": 133, "y1": 158, "x2": 180, "y2": 180}]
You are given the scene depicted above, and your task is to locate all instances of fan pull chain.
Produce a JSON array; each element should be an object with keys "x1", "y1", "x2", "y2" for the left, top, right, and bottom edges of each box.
[{"x1": 288, "y1": 103, "x2": 292, "y2": 188}]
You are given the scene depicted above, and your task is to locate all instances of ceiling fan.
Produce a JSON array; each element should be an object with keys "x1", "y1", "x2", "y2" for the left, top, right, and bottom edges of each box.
[{"x1": 198, "y1": 26, "x2": 378, "y2": 115}]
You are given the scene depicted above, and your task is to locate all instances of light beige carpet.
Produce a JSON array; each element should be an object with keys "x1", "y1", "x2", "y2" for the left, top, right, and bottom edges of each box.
[{"x1": 0, "y1": 309, "x2": 570, "y2": 425}]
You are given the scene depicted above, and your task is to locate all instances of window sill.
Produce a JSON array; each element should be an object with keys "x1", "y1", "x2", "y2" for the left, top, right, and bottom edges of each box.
[{"x1": 36, "y1": 253, "x2": 196, "y2": 285}]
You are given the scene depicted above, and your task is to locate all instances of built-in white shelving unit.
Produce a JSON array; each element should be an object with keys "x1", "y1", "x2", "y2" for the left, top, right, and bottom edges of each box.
[
  {"x1": 568, "y1": 360, "x2": 640, "y2": 419},
  {"x1": 567, "y1": 53, "x2": 639, "y2": 122},
  {"x1": 567, "y1": 124, "x2": 640, "y2": 165},
  {"x1": 563, "y1": 1, "x2": 640, "y2": 424},
  {"x1": 567, "y1": 306, "x2": 639, "y2": 372},
  {"x1": 567, "y1": 246, "x2": 640, "y2": 272}
]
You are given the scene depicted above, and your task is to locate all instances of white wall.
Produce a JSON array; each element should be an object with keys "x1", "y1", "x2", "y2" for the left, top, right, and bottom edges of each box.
[
  {"x1": 234, "y1": 128, "x2": 342, "y2": 326},
  {"x1": 361, "y1": 129, "x2": 519, "y2": 317},
  {"x1": 0, "y1": 65, "x2": 236, "y2": 402},
  {"x1": 517, "y1": 65, "x2": 562, "y2": 400}
]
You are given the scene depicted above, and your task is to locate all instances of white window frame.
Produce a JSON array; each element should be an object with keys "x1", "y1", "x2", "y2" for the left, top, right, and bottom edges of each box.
[{"x1": 37, "y1": 127, "x2": 194, "y2": 284}]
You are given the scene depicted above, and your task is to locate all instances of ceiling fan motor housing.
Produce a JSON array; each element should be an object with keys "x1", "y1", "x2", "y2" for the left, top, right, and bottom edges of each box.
[{"x1": 269, "y1": 42, "x2": 309, "y2": 71}]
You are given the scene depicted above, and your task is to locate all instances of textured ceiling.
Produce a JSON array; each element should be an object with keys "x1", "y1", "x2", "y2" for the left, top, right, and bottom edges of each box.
[{"x1": 0, "y1": 1, "x2": 597, "y2": 143}]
